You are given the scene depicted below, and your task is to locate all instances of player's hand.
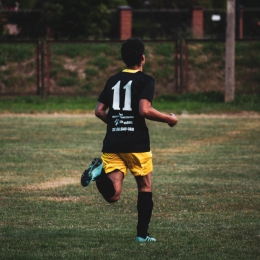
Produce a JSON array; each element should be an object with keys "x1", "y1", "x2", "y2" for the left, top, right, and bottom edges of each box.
[{"x1": 168, "y1": 113, "x2": 178, "y2": 127}]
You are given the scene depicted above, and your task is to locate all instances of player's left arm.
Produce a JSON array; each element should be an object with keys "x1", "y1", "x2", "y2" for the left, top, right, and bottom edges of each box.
[
  {"x1": 139, "y1": 99, "x2": 178, "y2": 127},
  {"x1": 95, "y1": 102, "x2": 108, "y2": 124}
]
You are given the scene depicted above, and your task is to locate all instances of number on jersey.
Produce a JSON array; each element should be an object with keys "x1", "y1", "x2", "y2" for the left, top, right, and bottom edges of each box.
[{"x1": 112, "y1": 80, "x2": 132, "y2": 111}]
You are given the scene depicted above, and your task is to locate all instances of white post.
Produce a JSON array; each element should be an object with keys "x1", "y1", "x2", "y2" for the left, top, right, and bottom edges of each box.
[{"x1": 225, "y1": 0, "x2": 236, "y2": 102}]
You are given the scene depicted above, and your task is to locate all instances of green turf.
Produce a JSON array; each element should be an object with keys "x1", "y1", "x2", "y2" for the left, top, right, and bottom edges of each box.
[
  {"x1": 0, "y1": 115, "x2": 260, "y2": 259},
  {"x1": 0, "y1": 92, "x2": 260, "y2": 114}
]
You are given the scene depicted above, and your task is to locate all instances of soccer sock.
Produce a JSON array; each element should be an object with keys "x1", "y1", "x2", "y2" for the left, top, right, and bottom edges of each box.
[
  {"x1": 136, "y1": 192, "x2": 153, "y2": 238},
  {"x1": 95, "y1": 169, "x2": 116, "y2": 201}
]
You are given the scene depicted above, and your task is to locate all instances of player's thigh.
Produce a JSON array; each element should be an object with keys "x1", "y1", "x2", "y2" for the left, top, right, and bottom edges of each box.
[
  {"x1": 120, "y1": 151, "x2": 153, "y2": 177},
  {"x1": 107, "y1": 170, "x2": 124, "y2": 195},
  {"x1": 101, "y1": 153, "x2": 126, "y2": 195},
  {"x1": 101, "y1": 153, "x2": 127, "y2": 176}
]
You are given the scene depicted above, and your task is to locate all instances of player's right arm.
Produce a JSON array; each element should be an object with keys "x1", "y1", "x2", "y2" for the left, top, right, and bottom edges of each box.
[
  {"x1": 139, "y1": 99, "x2": 178, "y2": 127},
  {"x1": 95, "y1": 102, "x2": 108, "y2": 124}
]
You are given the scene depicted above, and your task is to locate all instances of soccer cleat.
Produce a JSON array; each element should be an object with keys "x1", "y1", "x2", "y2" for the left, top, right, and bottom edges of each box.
[
  {"x1": 135, "y1": 235, "x2": 156, "y2": 242},
  {"x1": 81, "y1": 158, "x2": 103, "y2": 187}
]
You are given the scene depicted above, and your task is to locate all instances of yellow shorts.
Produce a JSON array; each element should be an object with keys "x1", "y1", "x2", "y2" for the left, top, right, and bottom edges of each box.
[{"x1": 101, "y1": 151, "x2": 153, "y2": 177}]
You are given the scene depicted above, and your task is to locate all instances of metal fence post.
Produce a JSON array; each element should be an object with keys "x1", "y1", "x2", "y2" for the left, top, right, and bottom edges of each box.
[
  {"x1": 174, "y1": 40, "x2": 178, "y2": 92},
  {"x1": 185, "y1": 40, "x2": 189, "y2": 92},
  {"x1": 40, "y1": 39, "x2": 45, "y2": 99},
  {"x1": 179, "y1": 38, "x2": 184, "y2": 92},
  {"x1": 46, "y1": 41, "x2": 51, "y2": 95},
  {"x1": 36, "y1": 41, "x2": 40, "y2": 95}
]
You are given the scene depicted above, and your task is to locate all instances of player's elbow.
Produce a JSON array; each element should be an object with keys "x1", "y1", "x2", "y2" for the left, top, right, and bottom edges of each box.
[
  {"x1": 139, "y1": 99, "x2": 152, "y2": 118},
  {"x1": 139, "y1": 107, "x2": 149, "y2": 117},
  {"x1": 94, "y1": 108, "x2": 100, "y2": 118},
  {"x1": 139, "y1": 106, "x2": 154, "y2": 118},
  {"x1": 95, "y1": 105, "x2": 104, "y2": 118}
]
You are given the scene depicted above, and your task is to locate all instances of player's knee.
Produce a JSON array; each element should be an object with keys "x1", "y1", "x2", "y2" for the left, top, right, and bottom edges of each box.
[{"x1": 105, "y1": 193, "x2": 120, "y2": 203}]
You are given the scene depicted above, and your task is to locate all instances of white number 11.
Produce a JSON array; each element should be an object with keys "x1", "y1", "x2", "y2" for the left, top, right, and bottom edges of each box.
[{"x1": 112, "y1": 80, "x2": 132, "y2": 111}]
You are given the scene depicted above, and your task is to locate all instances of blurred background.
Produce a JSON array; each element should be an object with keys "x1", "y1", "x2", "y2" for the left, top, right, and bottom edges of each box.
[
  {"x1": 0, "y1": 0, "x2": 259, "y2": 97},
  {"x1": 0, "y1": 0, "x2": 259, "y2": 40}
]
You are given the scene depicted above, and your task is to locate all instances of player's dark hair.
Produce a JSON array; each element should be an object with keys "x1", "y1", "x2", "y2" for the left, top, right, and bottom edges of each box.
[{"x1": 121, "y1": 38, "x2": 145, "y2": 67}]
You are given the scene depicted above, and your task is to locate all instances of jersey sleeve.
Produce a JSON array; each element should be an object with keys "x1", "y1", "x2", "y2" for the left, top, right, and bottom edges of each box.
[
  {"x1": 98, "y1": 85, "x2": 108, "y2": 105},
  {"x1": 139, "y1": 77, "x2": 155, "y2": 103}
]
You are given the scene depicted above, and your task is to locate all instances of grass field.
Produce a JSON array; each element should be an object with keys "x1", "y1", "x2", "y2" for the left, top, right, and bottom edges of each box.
[
  {"x1": 0, "y1": 113, "x2": 260, "y2": 259},
  {"x1": 0, "y1": 92, "x2": 260, "y2": 114}
]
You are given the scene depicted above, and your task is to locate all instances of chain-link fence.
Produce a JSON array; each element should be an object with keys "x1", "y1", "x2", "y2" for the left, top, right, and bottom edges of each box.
[
  {"x1": 0, "y1": 40, "x2": 40, "y2": 96},
  {"x1": 243, "y1": 8, "x2": 260, "y2": 38},
  {"x1": 0, "y1": 40, "x2": 178, "y2": 97},
  {"x1": 184, "y1": 39, "x2": 260, "y2": 94},
  {"x1": 204, "y1": 9, "x2": 227, "y2": 39},
  {"x1": 1, "y1": 8, "x2": 260, "y2": 40},
  {"x1": 1, "y1": 39, "x2": 259, "y2": 97},
  {"x1": 132, "y1": 9, "x2": 191, "y2": 39},
  {"x1": 0, "y1": 10, "x2": 43, "y2": 39}
]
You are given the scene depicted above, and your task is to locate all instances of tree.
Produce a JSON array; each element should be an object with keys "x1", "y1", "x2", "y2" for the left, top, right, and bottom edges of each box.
[
  {"x1": 39, "y1": 0, "x2": 127, "y2": 39},
  {"x1": 1, "y1": 0, "x2": 37, "y2": 8},
  {"x1": 126, "y1": 0, "x2": 227, "y2": 9}
]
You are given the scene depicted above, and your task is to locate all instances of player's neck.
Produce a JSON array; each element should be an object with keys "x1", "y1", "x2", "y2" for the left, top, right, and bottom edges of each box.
[{"x1": 127, "y1": 65, "x2": 143, "y2": 72}]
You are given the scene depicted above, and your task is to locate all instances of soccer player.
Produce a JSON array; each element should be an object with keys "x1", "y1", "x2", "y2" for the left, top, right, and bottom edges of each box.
[{"x1": 81, "y1": 38, "x2": 178, "y2": 242}]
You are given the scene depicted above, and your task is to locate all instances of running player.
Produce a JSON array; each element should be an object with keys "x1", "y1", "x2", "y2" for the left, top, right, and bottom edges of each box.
[{"x1": 81, "y1": 38, "x2": 178, "y2": 242}]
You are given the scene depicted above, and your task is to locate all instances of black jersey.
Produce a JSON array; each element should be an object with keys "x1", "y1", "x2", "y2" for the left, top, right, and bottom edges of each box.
[{"x1": 98, "y1": 70, "x2": 155, "y2": 153}]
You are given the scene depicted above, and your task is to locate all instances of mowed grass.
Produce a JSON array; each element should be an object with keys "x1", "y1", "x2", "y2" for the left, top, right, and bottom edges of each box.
[{"x1": 0, "y1": 115, "x2": 260, "y2": 260}]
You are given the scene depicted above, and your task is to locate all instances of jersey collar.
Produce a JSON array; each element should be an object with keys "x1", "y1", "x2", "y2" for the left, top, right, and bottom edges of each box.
[{"x1": 122, "y1": 69, "x2": 140, "y2": 73}]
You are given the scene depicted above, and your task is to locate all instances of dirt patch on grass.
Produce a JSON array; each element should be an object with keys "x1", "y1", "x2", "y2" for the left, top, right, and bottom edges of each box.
[
  {"x1": 24, "y1": 177, "x2": 79, "y2": 191},
  {"x1": 154, "y1": 147, "x2": 197, "y2": 154},
  {"x1": 43, "y1": 196, "x2": 86, "y2": 202}
]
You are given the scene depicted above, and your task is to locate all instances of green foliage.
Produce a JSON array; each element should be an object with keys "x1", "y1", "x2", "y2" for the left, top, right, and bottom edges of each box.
[
  {"x1": 1, "y1": 41, "x2": 259, "y2": 98},
  {"x1": 154, "y1": 66, "x2": 173, "y2": 80},
  {"x1": 233, "y1": 94, "x2": 260, "y2": 106},
  {"x1": 58, "y1": 77, "x2": 77, "y2": 87},
  {"x1": 19, "y1": 0, "x2": 37, "y2": 8},
  {"x1": 50, "y1": 61, "x2": 65, "y2": 77},
  {"x1": 26, "y1": 76, "x2": 36, "y2": 83},
  {"x1": 154, "y1": 43, "x2": 175, "y2": 57},
  {"x1": 185, "y1": 42, "x2": 260, "y2": 95},
  {"x1": 51, "y1": 44, "x2": 86, "y2": 58},
  {"x1": 202, "y1": 42, "x2": 224, "y2": 56},
  {"x1": 81, "y1": 82, "x2": 94, "y2": 91},
  {"x1": 41, "y1": 0, "x2": 127, "y2": 39},
  {"x1": 4, "y1": 0, "x2": 37, "y2": 8},
  {"x1": 129, "y1": 0, "x2": 227, "y2": 9},
  {"x1": 0, "y1": 44, "x2": 34, "y2": 65},
  {"x1": 51, "y1": 43, "x2": 111, "y2": 58},
  {"x1": 1, "y1": 76, "x2": 25, "y2": 88},
  {"x1": 85, "y1": 68, "x2": 99, "y2": 78},
  {"x1": 88, "y1": 55, "x2": 110, "y2": 70}
]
